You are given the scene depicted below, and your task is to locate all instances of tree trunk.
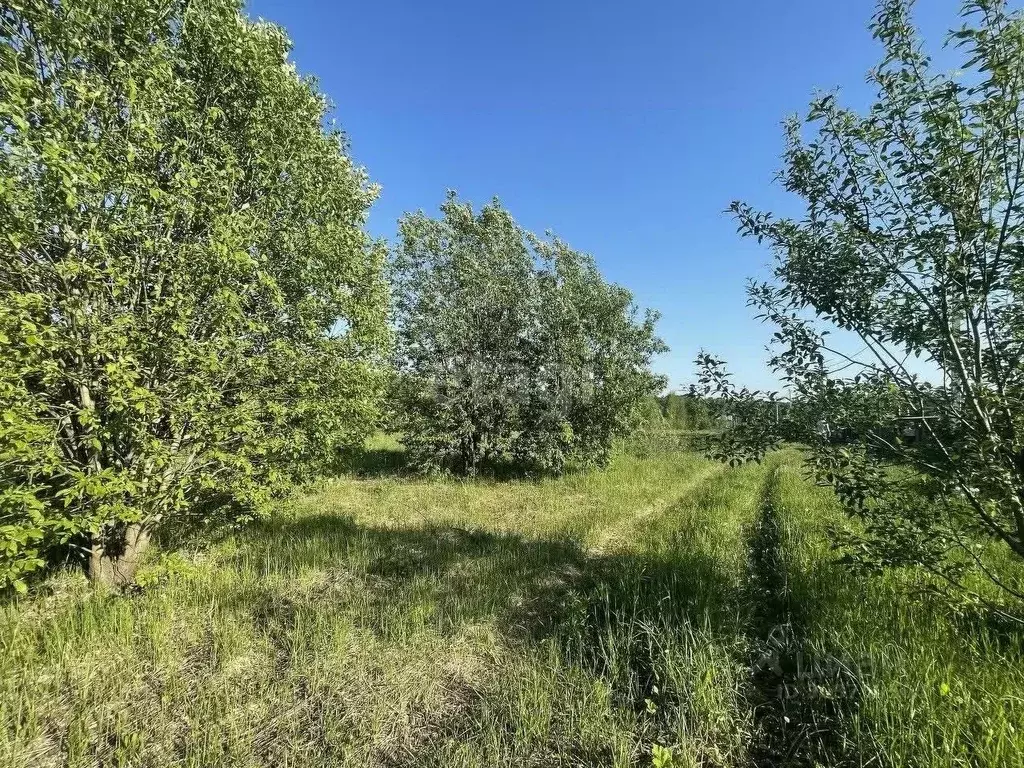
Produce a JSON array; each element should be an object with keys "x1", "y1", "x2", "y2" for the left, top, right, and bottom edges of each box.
[{"x1": 89, "y1": 523, "x2": 151, "y2": 587}]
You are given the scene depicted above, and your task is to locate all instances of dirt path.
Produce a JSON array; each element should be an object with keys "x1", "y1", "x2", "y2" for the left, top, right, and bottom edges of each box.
[{"x1": 589, "y1": 462, "x2": 726, "y2": 554}]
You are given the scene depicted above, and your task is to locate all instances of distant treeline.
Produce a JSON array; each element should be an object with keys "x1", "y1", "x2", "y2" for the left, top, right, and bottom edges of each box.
[{"x1": 641, "y1": 393, "x2": 719, "y2": 432}]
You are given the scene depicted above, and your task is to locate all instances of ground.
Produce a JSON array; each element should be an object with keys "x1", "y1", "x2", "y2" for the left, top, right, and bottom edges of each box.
[{"x1": 2, "y1": 443, "x2": 1023, "y2": 767}]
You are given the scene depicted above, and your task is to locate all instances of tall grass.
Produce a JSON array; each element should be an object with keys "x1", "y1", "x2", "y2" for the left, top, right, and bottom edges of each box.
[
  {"x1": 1, "y1": 445, "x2": 1022, "y2": 766},
  {"x1": 771, "y1": 458, "x2": 1024, "y2": 766}
]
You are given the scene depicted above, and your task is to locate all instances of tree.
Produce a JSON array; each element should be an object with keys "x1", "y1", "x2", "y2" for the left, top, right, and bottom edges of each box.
[
  {"x1": 658, "y1": 392, "x2": 719, "y2": 431},
  {"x1": 700, "y1": 0, "x2": 1024, "y2": 606},
  {"x1": 391, "y1": 192, "x2": 665, "y2": 475},
  {"x1": 661, "y1": 393, "x2": 688, "y2": 430},
  {"x1": 0, "y1": 0, "x2": 388, "y2": 589},
  {"x1": 640, "y1": 395, "x2": 666, "y2": 428}
]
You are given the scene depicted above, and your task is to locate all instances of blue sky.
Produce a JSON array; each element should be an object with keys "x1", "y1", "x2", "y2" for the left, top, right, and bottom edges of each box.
[{"x1": 247, "y1": 0, "x2": 962, "y2": 391}]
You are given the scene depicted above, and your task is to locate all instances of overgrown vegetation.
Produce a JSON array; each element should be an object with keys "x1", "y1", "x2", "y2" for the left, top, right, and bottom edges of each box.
[
  {"x1": 660, "y1": 392, "x2": 718, "y2": 432},
  {"x1": 3, "y1": 0, "x2": 1024, "y2": 764},
  {"x1": 641, "y1": 393, "x2": 719, "y2": 433},
  {"x1": 3, "y1": 444, "x2": 1021, "y2": 766},
  {"x1": 700, "y1": 0, "x2": 1024, "y2": 610}
]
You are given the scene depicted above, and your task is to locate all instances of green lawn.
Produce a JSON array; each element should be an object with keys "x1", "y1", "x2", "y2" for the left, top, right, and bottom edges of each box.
[{"x1": 2, "y1": 447, "x2": 1023, "y2": 767}]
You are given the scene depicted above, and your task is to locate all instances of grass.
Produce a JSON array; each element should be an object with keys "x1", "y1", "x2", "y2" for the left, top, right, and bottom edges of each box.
[
  {"x1": 770, "y1": 462, "x2": 1024, "y2": 767},
  {"x1": 2, "y1": 441, "x2": 1023, "y2": 767}
]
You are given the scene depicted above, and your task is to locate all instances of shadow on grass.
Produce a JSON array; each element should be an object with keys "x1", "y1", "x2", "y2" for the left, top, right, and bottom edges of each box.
[
  {"x1": 332, "y1": 443, "x2": 414, "y2": 478},
  {"x1": 744, "y1": 470, "x2": 870, "y2": 768},
  {"x1": 226, "y1": 512, "x2": 1024, "y2": 766},
  {"x1": 230, "y1": 512, "x2": 744, "y2": 754},
  {"x1": 331, "y1": 439, "x2": 602, "y2": 482}
]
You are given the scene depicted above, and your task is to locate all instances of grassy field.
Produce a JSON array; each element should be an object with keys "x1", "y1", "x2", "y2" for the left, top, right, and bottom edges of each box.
[{"x1": 2, "y1": 441, "x2": 1023, "y2": 767}]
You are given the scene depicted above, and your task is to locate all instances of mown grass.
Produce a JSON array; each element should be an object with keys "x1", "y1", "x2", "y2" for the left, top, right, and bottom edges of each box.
[{"x1": 2, "y1": 442, "x2": 1023, "y2": 767}]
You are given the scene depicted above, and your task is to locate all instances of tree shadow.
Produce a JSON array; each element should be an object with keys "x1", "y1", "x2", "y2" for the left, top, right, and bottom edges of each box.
[
  {"x1": 224, "y1": 511, "x2": 1024, "y2": 766},
  {"x1": 332, "y1": 443, "x2": 413, "y2": 478},
  {"x1": 949, "y1": 603, "x2": 1024, "y2": 655},
  {"x1": 744, "y1": 482, "x2": 871, "y2": 768},
  {"x1": 330, "y1": 440, "x2": 602, "y2": 482},
  {"x1": 229, "y1": 513, "x2": 745, "y2": 734}
]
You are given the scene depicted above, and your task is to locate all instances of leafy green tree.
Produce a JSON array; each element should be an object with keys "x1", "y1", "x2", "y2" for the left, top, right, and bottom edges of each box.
[
  {"x1": 660, "y1": 392, "x2": 719, "y2": 431},
  {"x1": 0, "y1": 0, "x2": 388, "y2": 589},
  {"x1": 689, "y1": 395, "x2": 718, "y2": 431},
  {"x1": 700, "y1": 0, "x2": 1024, "y2": 606},
  {"x1": 661, "y1": 393, "x2": 688, "y2": 430},
  {"x1": 639, "y1": 396, "x2": 666, "y2": 428},
  {"x1": 391, "y1": 193, "x2": 665, "y2": 474}
]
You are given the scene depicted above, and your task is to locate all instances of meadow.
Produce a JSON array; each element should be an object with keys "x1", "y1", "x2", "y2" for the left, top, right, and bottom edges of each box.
[{"x1": 2, "y1": 439, "x2": 1023, "y2": 767}]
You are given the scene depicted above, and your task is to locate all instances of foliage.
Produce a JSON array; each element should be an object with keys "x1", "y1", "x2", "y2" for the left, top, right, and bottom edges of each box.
[
  {"x1": 638, "y1": 395, "x2": 666, "y2": 428},
  {"x1": 391, "y1": 192, "x2": 666, "y2": 474},
  {"x1": 659, "y1": 392, "x2": 717, "y2": 431},
  {"x1": 0, "y1": 0, "x2": 388, "y2": 589},
  {"x1": 651, "y1": 743, "x2": 676, "y2": 768},
  {"x1": 699, "y1": 0, "x2": 1024, "y2": 606}
]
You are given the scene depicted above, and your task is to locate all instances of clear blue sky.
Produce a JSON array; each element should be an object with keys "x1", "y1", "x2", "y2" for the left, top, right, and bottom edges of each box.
[{"x1": 246, "y1": 0, "x2": 961, "y2": 391}]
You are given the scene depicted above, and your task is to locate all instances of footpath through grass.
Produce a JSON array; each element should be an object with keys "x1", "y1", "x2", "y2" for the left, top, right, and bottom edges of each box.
[{"x1": 2, "y1": 446, "x2": 1023, "y2": 767}]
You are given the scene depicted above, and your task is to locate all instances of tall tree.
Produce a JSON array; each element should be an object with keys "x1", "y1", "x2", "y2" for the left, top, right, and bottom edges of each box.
[
  {"x1": 701, "y1": 0, "x2": 1024, "y2": 606},
  {"x1": 391, "y1": 193, "x2": 665, "y2": 474},
  {"x1": 0, "y1": 0, "x2": 388, "y2": 589},
  {"x1": 661, "y1": 393, "x2": 689, "y2": 430}
]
